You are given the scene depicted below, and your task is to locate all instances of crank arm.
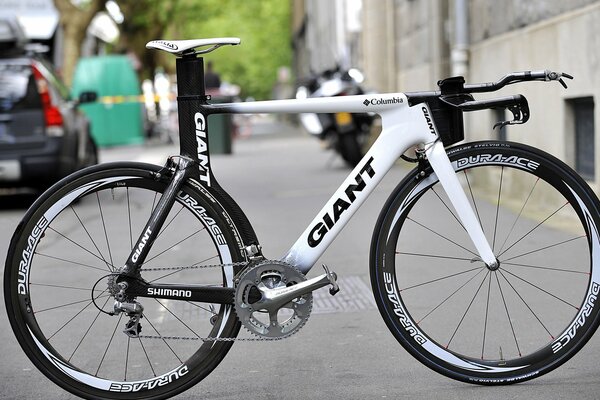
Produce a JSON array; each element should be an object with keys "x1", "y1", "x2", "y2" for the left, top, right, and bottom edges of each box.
[{"x1": 254, "y1": 265, "x2": 339, "y2": 313}]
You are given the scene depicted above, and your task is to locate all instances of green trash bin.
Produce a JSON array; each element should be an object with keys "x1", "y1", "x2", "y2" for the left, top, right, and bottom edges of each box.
[
  {"x1": 71, "y1": 55, "x2": 144, "y2": 147},
  {"x1": 208, "y1": 95, "x2": 233, "y2": 154}
]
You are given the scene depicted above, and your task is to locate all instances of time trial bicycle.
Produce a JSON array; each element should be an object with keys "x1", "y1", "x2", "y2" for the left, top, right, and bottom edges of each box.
[{"x1": 5, "y1": 37, "x2": 600, "y2": 399}]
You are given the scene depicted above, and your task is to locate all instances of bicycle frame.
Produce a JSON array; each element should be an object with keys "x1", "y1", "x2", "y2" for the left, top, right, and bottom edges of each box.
[
  {"x1": 123, "y1": 55, "x2": 497, "y2": 285},
  {"x1": 212, "y1": 95, "x2": 498, "y2": 273}
]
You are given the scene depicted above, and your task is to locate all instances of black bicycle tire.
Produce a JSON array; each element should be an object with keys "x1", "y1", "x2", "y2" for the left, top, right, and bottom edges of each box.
[
  {"x1": 4, "y1": 162, "x2": 246, "y2": 399},
  {"x1": 370, "y1": 141, "x2": 600, "y2": 384}
]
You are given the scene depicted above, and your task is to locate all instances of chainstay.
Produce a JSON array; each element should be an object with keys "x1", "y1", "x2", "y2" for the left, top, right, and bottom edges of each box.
[{"x1": 138, "y1": 260, "x2": 289, "y2": 341}]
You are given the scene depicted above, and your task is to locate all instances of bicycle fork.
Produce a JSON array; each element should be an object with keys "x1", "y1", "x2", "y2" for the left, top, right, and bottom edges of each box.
[{"x1": 425, "y1": 141, "x2": 499, "y2": 269}]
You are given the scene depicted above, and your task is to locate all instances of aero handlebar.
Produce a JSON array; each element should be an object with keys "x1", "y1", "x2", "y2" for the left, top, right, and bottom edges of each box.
[{"x1": 464, "y1": 70, "x2": 574, "y2": 93}]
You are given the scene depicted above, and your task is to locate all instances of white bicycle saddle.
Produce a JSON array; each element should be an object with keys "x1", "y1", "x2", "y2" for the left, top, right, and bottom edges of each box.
[{"x1": 146, "y1": 38, "x2": 241, "y2": 56}]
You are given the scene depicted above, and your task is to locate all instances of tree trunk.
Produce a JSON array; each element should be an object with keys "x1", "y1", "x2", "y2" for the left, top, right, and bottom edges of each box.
[{"x1": 53, "y1": 0, "x2": 104, "y2": 87}]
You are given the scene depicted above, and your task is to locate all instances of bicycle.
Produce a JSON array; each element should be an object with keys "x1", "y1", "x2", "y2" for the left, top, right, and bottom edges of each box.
[{"x1": 5, "y1": 37, "x2": 600, "y2": 399}]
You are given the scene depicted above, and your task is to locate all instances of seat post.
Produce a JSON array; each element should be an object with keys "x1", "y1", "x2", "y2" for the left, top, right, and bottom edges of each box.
[
  {"x1": 176, "y1": 54, "x2": 206, "y2": 98},
  {"x1": 175, "y1": 54, "x2": 208, "y2": 181}
]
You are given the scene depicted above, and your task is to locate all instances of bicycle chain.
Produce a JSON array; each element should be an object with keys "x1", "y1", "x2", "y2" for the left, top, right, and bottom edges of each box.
[
  {"x1": 139, "y1": 261, "x2": 248, "y2": 272},
  {"x1": 137, "y1": 260, "x2": 285, "y2": 342}
]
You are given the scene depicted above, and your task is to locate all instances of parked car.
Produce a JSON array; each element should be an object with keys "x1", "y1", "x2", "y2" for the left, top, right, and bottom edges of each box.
[{"x1": 0, "y1": 17, "x2": 98, "y2": 189}]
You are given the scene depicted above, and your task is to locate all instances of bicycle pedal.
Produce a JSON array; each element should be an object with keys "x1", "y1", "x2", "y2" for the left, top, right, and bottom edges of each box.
[{"x1": 322, "y1": 264, "x2": 340, "y2": 296}]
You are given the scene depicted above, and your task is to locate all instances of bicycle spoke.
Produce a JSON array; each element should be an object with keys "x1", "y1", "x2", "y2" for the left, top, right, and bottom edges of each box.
[
  {"x1": 156, "y1": 204, "x2": 186, "y2": 240},
  {"x1": 447, "y1": 271, "x2": 490, "y2": 349},
  {"x1": 47, "y1": 227, "x2": 116, "y2": 271},
  {"x1": 143, "y1": 315, "x2": 183, "y2": 364},
  {"x1": 96, "y1": 313, "x2": 124, "y2": 377},
  {"x1": 416, "y1": 268, "x2": 485, "y2": 325},
  {"x1": 48, "y1": 295, "x2": 104, "y2": 341},
  {"x1": 155, "y1": 299, "x2": 201, "y2": 338},
  {"x1": 68, "y1": 296, "x2": 112, "y2": 362},
  {"x1": 464, "y1": 170, "x2": 485, "y2": 235},
  {"x1": 502, "y1": 261, "x2": 589, "y2": 275},
  {"x1": 30, "y1": 282, "x2": 90, "y2": 291},
  {"x1": 71, "y1": 206, "x2": 113, "y2": 272},
  {"x1": 186, "y1": 301, "x2": 218, "y2": 315},
  {"x1": 149, "y1": 192, "x2": 158, "y2": 219},
  {"x1": 144, "y1": 228, "x2": 207, "y2": 264},
  {"x1": 406, "y1": 217, "x2": 478, "y2": 257},
  {"x1": 501, "y1": 235, "x2": 586, "y2": 264},
  {"x1": 125, "y1": 337, "x2": 130, "y2": 381},
  {"x1": 498, "y1": 178, "x2": 539, "y2": 255},
  {"x1": 396, "y1": 251, "x2": 474, "y2": 262},
  {"x1": 492, "y1": 167, "x2": 504, "y2": 251},
  {"x1": 481, "y1": 272, "x2": 492, "y2": 359},
  {"x1": 498, "y1": 270, "x2": 554, "y2": 339},
  {"x1": 400, "y1": 266, "x2": 483, "y2": 292},
  {"x1": 35, "y1": 294, "x2": 111, "y2": 314},
  {"x1": 137, "y1": 337, "x2": 156, "y2": 377},
  {"x1": 34, "y1": 252, "x2": 109, "y2": 273},
  {"x1": 501, "y1": 268, "x2": 579, "y2": 310},
  {"x1": 431, "y1": 187, "x2": 465, "y2": 231},
  {"x1": 498, "y1": 202, "x2": 569, "y2": 258},
  {"x1": 494, "y1": 271, "x2": 522, "y2": 357},
  {"x1": 127, "y1": 187, "x2": 133, "y2": 251},
  {"x1": 96, "y1": 192, "x2": 114, "y2": 268}
]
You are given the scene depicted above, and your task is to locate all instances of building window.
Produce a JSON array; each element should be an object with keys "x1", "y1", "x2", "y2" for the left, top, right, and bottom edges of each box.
[{"x1": 569, "y1": 97, "x2": 595, "y2": 180}]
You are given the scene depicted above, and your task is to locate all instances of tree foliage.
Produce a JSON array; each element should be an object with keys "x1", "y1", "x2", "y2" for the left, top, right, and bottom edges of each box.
[
  {"x1": 117, "y1": 0, "x2": 179, "y2": 81},
  {"x1": 54, "y1": 0, "x2": 290, "y2": 99},
  {"x1": 53, "y1": 0, "x2": 105, "y2": 87},
  {"x1": 121, "y1": 0, "x2": 291, "y2": 100}
]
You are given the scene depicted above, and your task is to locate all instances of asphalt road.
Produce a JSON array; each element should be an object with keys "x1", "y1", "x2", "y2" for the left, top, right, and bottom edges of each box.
[{"x1": 1, "y1": 121, "x2": 600, "y2": 399}]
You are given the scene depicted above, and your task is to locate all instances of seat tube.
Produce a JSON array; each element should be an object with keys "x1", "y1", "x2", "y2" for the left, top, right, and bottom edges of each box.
[
  {"x1": 176, "y1": 55, "x2": 211, "y2": 184},
  {"x1": 120, "y1": 56, "x2": 212, "y2": 276}
]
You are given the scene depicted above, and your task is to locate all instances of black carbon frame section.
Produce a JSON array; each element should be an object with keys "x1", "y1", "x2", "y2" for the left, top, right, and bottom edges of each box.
[
  {"x1": 176, "y1": 56, "x2": 206, "y2": 176},
  {"x1": 175, "y1": 55, "x2": 259, "y2": 249},
  {"x1": 176, "y1": 56, "x2": 205, "y2": 96},
  {"x1": 177, "y1": 99, "x2": 200, "y2": 171},
  {"x1": 208, "y1": 177, "x2": 260, "y2": 248}
]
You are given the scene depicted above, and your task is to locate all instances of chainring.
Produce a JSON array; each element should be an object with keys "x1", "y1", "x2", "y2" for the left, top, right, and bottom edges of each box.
[{"x1": 234, "y1": 261, "x2": 312, "y2": 339}]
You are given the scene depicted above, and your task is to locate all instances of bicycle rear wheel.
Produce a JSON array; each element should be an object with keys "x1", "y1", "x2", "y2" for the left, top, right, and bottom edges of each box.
[
  {"x1": 4, "y1": 163, "x2": 246, "y2": 399},
  {"x1": 370, "y1": 141, "x2": 600, "y2": 384}
]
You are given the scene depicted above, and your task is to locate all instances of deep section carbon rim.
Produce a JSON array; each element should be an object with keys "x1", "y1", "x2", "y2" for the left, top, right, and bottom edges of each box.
[
  {"x1": 372, "y1": 142, "x2": 600, "y2": 383},
  {"x1": 6, "y1": 165, "x2": 242, "y2": 398}
]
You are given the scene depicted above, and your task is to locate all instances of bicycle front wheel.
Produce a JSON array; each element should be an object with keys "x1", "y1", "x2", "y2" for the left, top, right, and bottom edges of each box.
[
  {"x1": 4, "y1": 163, "x2": 246, "y2": 399},
  {"x1": 370, "y1": 141, "x2": 600, "y2": 384}
]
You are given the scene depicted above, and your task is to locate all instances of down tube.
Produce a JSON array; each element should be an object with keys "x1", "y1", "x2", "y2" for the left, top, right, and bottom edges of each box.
[{"x1": 282, "y1": 114, "x2": 433, "y2": 274}]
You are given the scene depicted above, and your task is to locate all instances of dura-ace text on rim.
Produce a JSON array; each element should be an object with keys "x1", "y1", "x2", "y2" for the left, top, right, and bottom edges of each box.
[{"x1": 370, "y1": 142, "x2": 600, "y2": 384}]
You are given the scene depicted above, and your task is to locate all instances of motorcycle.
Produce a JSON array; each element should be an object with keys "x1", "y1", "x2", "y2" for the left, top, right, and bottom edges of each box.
[{"x1": 296, "y1": 66, "x2": 374, "y2": 167}]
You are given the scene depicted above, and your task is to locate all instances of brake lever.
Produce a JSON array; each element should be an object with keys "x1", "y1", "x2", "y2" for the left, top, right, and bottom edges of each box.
[
  {"x1": 493, "y1": 97, "x2": 530, "y2": 130},
  {"x1": 547, "y1": 71, "x2": 573, "y2": 89}
]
